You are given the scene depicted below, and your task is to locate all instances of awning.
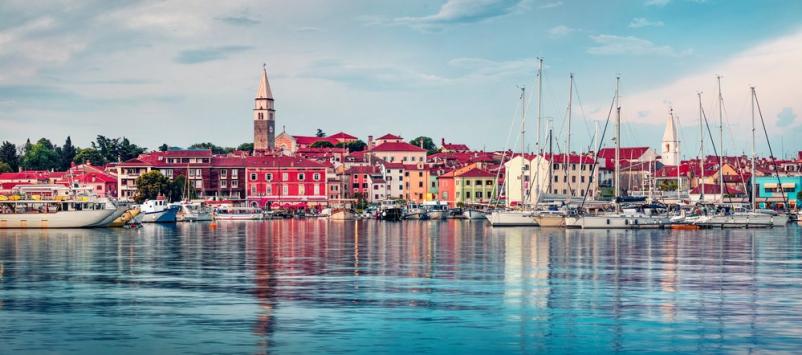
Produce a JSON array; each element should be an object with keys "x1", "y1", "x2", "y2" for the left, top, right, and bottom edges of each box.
[
  {"x1": 764, "y1": 183, "x2": 778, "y2": 188},
  {"x1": 782, "y1": 183, "x2": 796, "y2": 188}
]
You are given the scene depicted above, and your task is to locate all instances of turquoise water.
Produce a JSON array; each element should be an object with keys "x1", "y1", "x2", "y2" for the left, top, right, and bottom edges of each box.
[{"x1": 1, "y1": 221, "x2": 802, "y2": 354}]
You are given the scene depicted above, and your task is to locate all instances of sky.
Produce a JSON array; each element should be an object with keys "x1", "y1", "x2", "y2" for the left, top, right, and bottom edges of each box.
[{"x1": 1, "y1": 0, "x2": 801, "y2": 158}]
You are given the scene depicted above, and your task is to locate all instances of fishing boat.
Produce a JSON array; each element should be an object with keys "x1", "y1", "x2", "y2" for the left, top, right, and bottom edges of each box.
[
  {"x1": 403, "y1": 204, "x2": 429, "y2": 220},
  {"x1": 423, "y1": 201, "x2": 449, "y2": 220},
  {"x1": 328, "y1": 199, "x2": 356, "y2": 221},
  {"x1": 378, "y1": 200, "x2": 404, "y2": 221},
  {"x1": 213, "y1": 206, "x2": 263, "y2": 220},
  {"x1": 138, "y1": 198, "x2": 179, "y2": 223},
  {"x1": 0, "y1": 185, "x2": 116, "y2": 229}
]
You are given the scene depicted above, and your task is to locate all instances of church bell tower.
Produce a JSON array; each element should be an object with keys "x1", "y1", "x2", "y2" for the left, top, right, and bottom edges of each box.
[{"x1": 253, "y1": 64, "x2": 275, "y2": 154}]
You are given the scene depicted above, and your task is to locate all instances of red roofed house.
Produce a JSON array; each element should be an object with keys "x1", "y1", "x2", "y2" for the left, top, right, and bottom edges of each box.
[
  {"x1": 439, "y1": 138, "x2": 470, "y2": 153},
  {"x1": 328, "y1": 132, "x2": 359, "y2": 144},
  {"x1": 0, "y1": 171, "x2": 54, "y2": 195},
  {"x1": 369, "y1": 140, "x2": 427, "y2": 165},
  {"x1": 244, "y1": 156, "x2": 328, "y2": 209},
  {"x1": 375, "y1": 133, "x2": 404, "y2": 145},
  {"x1": 503, "y1": 153, "x2": 598, "y2": 206},
  {"x1": 58, "y1": 163, "x2": 118, "y2": 198},
  {"x1": 274, "y1": 132, "x2": 340, "y2": 155},
  {"x1": 438, "y1": 163, "x2": 497, "y2": 207}
]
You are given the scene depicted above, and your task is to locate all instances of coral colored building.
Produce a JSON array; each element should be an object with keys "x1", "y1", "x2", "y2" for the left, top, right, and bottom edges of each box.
[{"x1": 245, "y1": 156, "x2": 328, "y2": 209}]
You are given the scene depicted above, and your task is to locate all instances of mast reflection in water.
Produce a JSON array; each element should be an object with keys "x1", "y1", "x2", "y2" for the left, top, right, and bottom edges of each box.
[{"x1": 2, "y1": 222, "x2": 802, "y2": 353}]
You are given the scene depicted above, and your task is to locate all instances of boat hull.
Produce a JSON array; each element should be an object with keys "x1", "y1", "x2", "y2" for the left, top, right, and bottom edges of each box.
[
  {"x1": 462, "y1": 209, "x2": 486, "y2": 220},
  {"x1": 570, "y1": 215, "x2": 669, "y2": 229},
  {"x1": 534, "y1": 214, "x2": 565, "y2": 227},
  {"x1": 139, "y1": 207, "x2": 178, "y2": 223},
  {"x1": 214, "y1": 213, "x2": 263, "y2": 220},
  {"x1": 330, "y1": 210, "x2": 356, "y2": 220},
  {"x1": 0, "y1": 209, "x2": 116, "y2": 229},
  {"x1": 487, "y1": 211, "x2": 538, "y2": 227}
]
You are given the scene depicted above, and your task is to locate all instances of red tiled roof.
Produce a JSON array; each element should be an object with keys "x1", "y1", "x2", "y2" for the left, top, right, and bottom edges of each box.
[
  {"x1": 377, "y1": 133, "x2": 402, "y2": 140},
  {"x1": 540, "y1": 153, "x2": 595, "y2": 164},
  {"x1": 293, "y1": 136, "x2": 339, "y2": 145},
  {"x1": 162, "y1": 149, "x2": 212, "y2": 157},
  {"x1": 597, "y1": 147, "x2": 649, "y2": 160},
  {"x1": 370, "y1": 142, "x2": 426, "y2": 152},
  {"x1": 442, "y1": 143, "x2": 470, "y2": 151},
  {"x1": 346, "y1": 165, "x2": 380, "y2": 174},
  {"x1": 690, "y1": 184, "x2": 744, "y2": 195},
  {"x1": 329, "y1": 132, "x2": 357, "y2": 140},
  {"x1": 0, "y1": 171, "x2": 53, "y2": 180}
]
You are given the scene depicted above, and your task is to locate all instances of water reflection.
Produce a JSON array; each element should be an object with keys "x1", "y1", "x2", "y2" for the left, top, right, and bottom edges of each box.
[{"x1": 1, "y1": 222, "x2": 802, "y2": 353}]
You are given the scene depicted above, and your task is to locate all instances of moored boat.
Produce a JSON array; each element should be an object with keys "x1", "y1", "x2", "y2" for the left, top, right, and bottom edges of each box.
[
  {"x1": 214, "y1": 206, "x2": 263, "y2": 220},
  {"x1": 0, "y1": 185, "x2": 115, "y2": 229},
  {"x1": 487, "y1": 210, "x2": 538, "y2": 227},
  {"x1": 138, "y1": 198, "x2": 179, "y2": 223}
]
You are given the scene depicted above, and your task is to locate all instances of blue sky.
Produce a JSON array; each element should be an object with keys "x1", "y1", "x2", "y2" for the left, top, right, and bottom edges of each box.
[{"x1": 1, "y1": 0, "x2": 801, "y2": 157}]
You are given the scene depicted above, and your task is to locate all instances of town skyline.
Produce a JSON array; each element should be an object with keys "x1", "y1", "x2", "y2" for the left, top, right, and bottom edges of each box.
[{"x1": 1, "y1": 1, "x2": 801, "y2": 157}]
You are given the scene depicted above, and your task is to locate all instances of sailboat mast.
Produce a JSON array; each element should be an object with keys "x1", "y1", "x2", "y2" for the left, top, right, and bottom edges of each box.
[
  {"x1": 698, "y1": 92, "x2": 705, "y2": 201},
  {"x1": 614, "y1": 76, "x2": 621, "y2": 200},
  {"x1": 566, "y1": 73, "x2": 573, "y2": 196},
  {"x1": 671, "y1": 108, "x2": 680, "y2": 203},
  {"x1": 548, "y1": 119, "x2": 554, "y2": 194},
  {"x1": 717, "y1": 75, "x2": 724, "y2": 202},
  {"x1": 519, "y1": 86, "x2": 526, "y2": 207},
  {"x1": 750, "y1": 86, "x2": 756, "y2": 209},
  {"x1": 534, "y1": 58, "x2": 544, "y2": 204}
]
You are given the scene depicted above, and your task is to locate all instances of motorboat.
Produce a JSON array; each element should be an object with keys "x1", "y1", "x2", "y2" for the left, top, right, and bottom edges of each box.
[
  {"x1": 403, "y1": 205, "x2": 429, "y2": 220},
  {"x1": 423, "y1": 201, "x2": 449, "y2": 220},
  {"x1": 0, "y1": 185, "x2": 116, "y2": 228},
  {"x1": 378, "y1": 200, "x2": 404, "y2": 221},
  {"x1": 533, "y1": 210, "x2": 566, "y2": 227},
  {"x1": 214, "y1": 206, "x2": 264, "y2": 220},
  {"x1": 138, "y1": 198, "x2": 179, "y2": 223},
  {"x1": 462, "y1": 208, "x2": 486, "y2": 220}
]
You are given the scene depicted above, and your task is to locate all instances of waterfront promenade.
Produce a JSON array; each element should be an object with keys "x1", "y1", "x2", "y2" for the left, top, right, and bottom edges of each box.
[{"x1": 2, "y1": 220, "x2": 801, "y2": 353}]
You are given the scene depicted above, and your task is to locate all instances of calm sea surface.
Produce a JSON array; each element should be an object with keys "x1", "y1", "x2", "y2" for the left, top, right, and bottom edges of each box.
[{"x1": 2, "y1": 221, "x2": 802, "y2": 354}]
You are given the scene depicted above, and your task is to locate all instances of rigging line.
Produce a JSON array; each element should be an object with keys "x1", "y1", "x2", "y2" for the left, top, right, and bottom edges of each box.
[
  {"x1": 490, "y1": 91, "x2": 526, "y2": 206},
  {"x1": 570, "y1": 77, "x2": 595, "y2": 148},
  {"x1": 579, "y1": 93, "x2": 616, "y2": 209},
  {"x1": 754, "y1": 90, "x2": 789, "y2": 212},
  {"x1": 719, "y1": 95, "x2": 750, "y2": 194}
]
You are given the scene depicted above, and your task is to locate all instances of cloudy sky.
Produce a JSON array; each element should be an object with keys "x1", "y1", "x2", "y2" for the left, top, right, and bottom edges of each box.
[{"x1": 1, "y1": 0, "x2": 801, "y2": 158}]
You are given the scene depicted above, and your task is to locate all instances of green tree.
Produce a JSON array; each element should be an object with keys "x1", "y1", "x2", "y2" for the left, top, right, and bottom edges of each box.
[
  {"x1": 60, "y1": 136, "x2": 77, "y2": 170},
  {"x1": 158, "y1": 144, "x2": 169, "y2": 152},
  {"x1": 73, "y1": 148, "x2": 106, "y2": 166},
  {"x1": 336, "y1": 140, "x2": 367, "y2": 152},
  {"x1": 188, "y1": 142, "x2": 233, "y2": 154},
  {"x1": 0, "y1": 141, "x2": 19, "y2": 172},
  {"x1": 0, "y1": 162, "x2": 11, "y2": 173},
  {"x1": 20, "y1": 139, "x2": 60, "y2": 170},
  {"x1": 311, "y1": 141, "x2": 334, "y2": 148},
  {"x1": 409, "y1": 136, "x2": 438, "y2": 155},
  {"x1": 315, "y1": 129, "x2": 326, "y2": 137},
  {"x1": 92, "y1": 135, "x2": 145, "y2": 162},
  {"x1": 23, "y1": 138, "x2": 32, "y2": 155},
  {"x1": 168, "y1": 175, "x2": 197, "y2": 202},
  {"x1": 134, "y1": 171, "x2": 171, "y2": 203},
  {"x1": 658, "y1": 180, "x2": 678, "y2": 192},
  {"x1": 237, "y1": 142, "x2": 254, "y2": 153}
]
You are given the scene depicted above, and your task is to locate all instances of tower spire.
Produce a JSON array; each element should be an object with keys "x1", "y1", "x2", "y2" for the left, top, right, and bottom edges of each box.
[
  {"x1": 254, "y1": 64, "x2": 276, "y2": 154},
  {"x1": 257, "y1": 64, "x2": 273, "y2": 99}
]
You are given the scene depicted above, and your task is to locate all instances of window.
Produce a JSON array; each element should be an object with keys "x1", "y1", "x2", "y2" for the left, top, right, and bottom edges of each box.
[
  {"x1": 221, "y1": 169, "x2": 228, "y2": 177},
  {"x1": 571, "y1": 176, "x2": 576, "y2": 183},
  {"x1": 221, "y1": 180, "x2": 228, "y2": 188},
  {"x1": 282, "y1": 185, "x2": 288, "y2": 195},
  {"x1": 418, "y1": 172, "x2": 423, "y2": 177},
  {"x1": 374, "y1": 184, "x2": 379, "y2": 190},
  {"x1": 362, "y1": 183, "x2": 368, "y2": 188},
  {"x1": 231, "y1": 170, "x2": 238, "y2": 178},
  {"x1": 266, "y1": 186, "x2": 272, "y2": 195},
  {"x1": 231, "y1": 180, "x2": 238, "y2": 188},
  {"x1": 313, "y1": 173, "x2": 320, "y2": 181},
  {"x1": 299, "y1": 185, "x2": 305, "y2": 195},
  {"x1": 562, "y1": 189, "x2": 567, "y2": 194},
  {"x1": 465, "y1": 180, "x2": 471, "y2": 186},
  {"x1": 251, "y1": 186, "x2": 256, "y2": 194},
  {"x1": 476, "y1": 191, "x2": 483, "y2": 199},
  {"x1": 553, "y1": 189, "x2": 558, "y2": 194},
  {"x1": 194, "y1": 180, "x2": 202, "y2": 188},
  {"x1": 486, "y1": 180, "x2": 493, "y2": 185},
  {"x1": 465, "y1": 191, "x2": 471, "y2": 199},
  {"x1": 354, "y1": 174, "x2": 358, "y2": 180},
  {"x1": 581, "y1": 176, "x2": 585, "y2": 183},
  {"x1": 442, "y1": 192, "x2": 448, "y2": 199},
  {"x1": 250, "y1": 173, "x2": 257, "y2": 181},
  {"x1": 554, "y1": 176, "x2": 559, "y2": 182},
  {"x1": 266, "y1": 174, "x2": 272, "y2": 181},
  {"x1": 554, "y1": 164, "x2": 560, "y2": 170},
  {"x1": 563, "y1": 176, "x2": 567, "y2": 182},
  {"x1": 282, "y1": 173, "x2": 288, "y2": 180},
  {"x1": 418, "y1": 182, "x2": 423, "y2": 188},
  {"x1": 298, "y1": 173, "x2": 305, "y2": 181},
  {"x1": 405, "y1": 172, "x2": 409, "y2": 177},
  {"x1": 399, "y1": 184, "x2": 403, "y2": 190},
  {"x1": 572, "y1": 164, "x2": 576, "y2": 170}
]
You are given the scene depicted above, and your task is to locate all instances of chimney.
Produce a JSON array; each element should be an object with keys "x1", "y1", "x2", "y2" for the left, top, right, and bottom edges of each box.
[
  {"x1": 441, "y1": 138, "x2": 445, "y2": 146},
  {"x1": 368, "y1": 135, "x2": 374, "y2": 150}
]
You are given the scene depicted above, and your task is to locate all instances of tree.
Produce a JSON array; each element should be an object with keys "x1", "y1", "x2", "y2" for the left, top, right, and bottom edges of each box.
[
  {"x1": 315, "y1": 129, "x2": 326, "y2": 137},
  {"x1": 73, "y1": 148, "x2": 106, "y2": 166},
  {"x1": 60, "y1": 136, "x2": 77, "y2": 170},
  {"x1": 134, "y1": 171, "x2": 171, "y2": 203},
  {"x1": 311, "y1": 141, "x2": 334, "y2": 148},
  {"x1": 118, "y1": 137, "x2": 146, "y2": 161},
  {"x1": 0, "y1": 162, "x2": 11, "y2": 173},
  {"x1": 658, "y1": 180, "x2": 678, "y2": 192},
  {"x1": 336, "y1": 140, "x2": 367, "y2": 152},
  {"x1": 168, "y1": 175, "x2": 197, "y2": 202},
  {"x1": 20, "y1": 139, "x2": 60, "y2": 171},
  {"x1": 188, "y1": 142, "x2": 233, "y2": 154},
  {"x1": 158, "y1": 144, "x2": 169, "y2": 152},
  {"x1": 237, "y1": 142, "x2": 254, "y2": 153},
  {"x1": 0, "y1": 141, "x2": 19, "y2": 172},
  {"x1": 93, "y1": 135, "x2": 145, "y2": 162},
  {"x1": 409, "y1": 136, "x2": 438, "y2": 155}
]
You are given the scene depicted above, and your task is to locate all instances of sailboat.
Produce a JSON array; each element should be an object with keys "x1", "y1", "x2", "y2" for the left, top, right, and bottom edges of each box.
[
  {"x1": 567, "y1": 77, "x2": 670, "y2": 229},
  {"x1": 488, "y1": 64, "x2": 541, "y2": 227}
]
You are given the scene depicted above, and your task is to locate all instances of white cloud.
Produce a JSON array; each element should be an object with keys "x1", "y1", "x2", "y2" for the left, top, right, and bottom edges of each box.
[
  {"x1": 0, "y1": 17, "x2": 87, "y2": 82},
  {"x1": 448, "y1": 57, "x2": 540, "y2": 79},
  {"x1": 387, "y1": 0, "x2": 525, "y2": 30},
  {"x1": 629, "y1": 17, "x2": 664, "y2": 28},
  {"x1": 645, "y1": 0, "x2": 670, "y2": 6},
  {"x1": 548, "y1": 25, "x2": 576, "y2": 37},
  {"x1": 539, "y1": 1, "x2": 563, "y2": 9},
  {"x1": 587, "y1": 34, "x2": 691, "y2": 57},
  {"x1": 614, "y1": 29, "x2": 802, "y2": 149}
]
